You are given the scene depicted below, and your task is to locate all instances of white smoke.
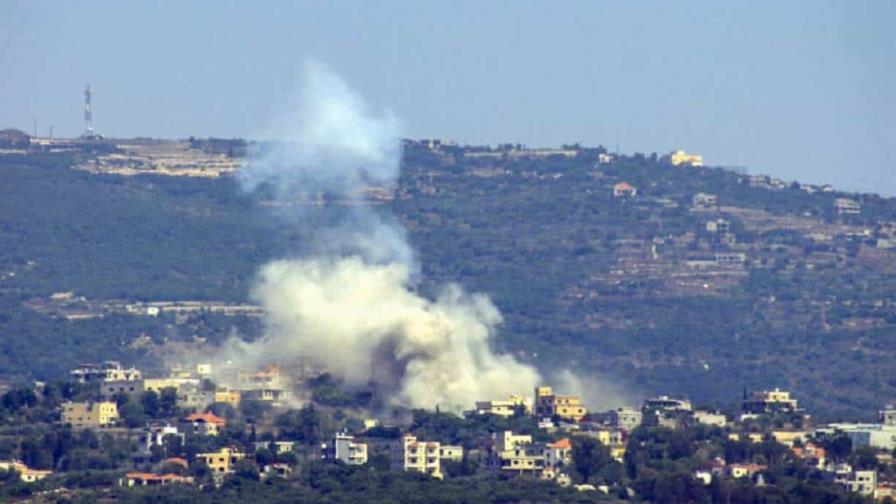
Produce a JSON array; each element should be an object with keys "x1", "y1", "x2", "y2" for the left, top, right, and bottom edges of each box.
[{"x1": 229, "y1": 61, "x2": 541, "y2": 412}]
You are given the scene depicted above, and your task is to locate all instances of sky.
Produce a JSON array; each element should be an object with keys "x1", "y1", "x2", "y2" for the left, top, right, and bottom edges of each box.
[{"x1": 1, "y1": 1, "x2": 894, "y2": 194}]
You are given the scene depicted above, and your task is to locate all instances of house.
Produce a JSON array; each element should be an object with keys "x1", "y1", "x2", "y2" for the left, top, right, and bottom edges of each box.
[
  {"x1": 0, "y1": 460, "x2": 52, "y2": 483},
  {"x1": 214, "y1": 389, "x2": 241, "y2": 406},
  {"x1": 439, "y1": 445, "x2": 464, "y2": 462},
  {"x1": 62, "y1": 401, "x2": 119, "y2": 428},
  {"x1": 597, "y1": 153, "x2": 615, "y2": 164},
  {"x1": 195, "y1": 447, "x2": 246, "y2": 474},
  {"x1": 321, "y1": 433, "x2": 368, "y2": 465},
  {"x1": 667, "y1": 150, "x2": 704, "y2": 167},
  {"x1": 238, "y1": 365, "x2": 282, "y2": 389},
  {"x1": 835, "y1": 198, "x2": 861, "y2": 215},
  {"x1": 534, "y1": 387, "x2": 588, "y2": 422},
  {"x1": 727, "y1": 463, "x2": 766, "y2": 479},
  {"x1": 254, "y1": 441, "x2": 295, "y2": 454},
  {"x1": 474, "y1": 395, "x2": 532, "y2": 417},
  {"x1": 70, "y1": 361, "x2": 141, "y2": 383},
  {"x1": 692, "y1": 193, "x2": 718, "y2": 210},
  {"x1": 742, "y1": 388, "x2": 799, "y2": 414},
  {"x1": 489, "y1": 431, "x2": 543, "y2": 476},
  {"x1": 394, "y1": 435, "x2": 443, "y2": 479},
  {"x1": 607, "y1": 407, "x2": 642, "y2": 432},
  {"x1": 142, "y1": 377, "x2": 198, "y2": 394},
  {"x1": 693, "y1": 410, "x2": 727, "y2": 427},
  {"x1": 791, "y1": 442, "x2": 826, "y2": 468},
  {"x1": 263, "y1": 463, "x2": 292, "y2": 479},
  {"x1": 542, "y1": 438, "x2": 572, "y2": 471},
  {"x1": 643, "y1": 396, "x2": 692, "y2": 413},
  {"x1": 177, "y1": 384, "x2": 216, "y2": 412},
  {"x1": 714, "y1": 252, "x2": 746, "y2": 267},
  {"x1": 241, "y1": 388, "x2": 288, "y2": 405},
  {"x1": 101, "y1": 379, "x2": 144, "y2": 398},
  {"x1": 832, "y1": 466, "x2": 876, "y2": 497},
  {"x1": 770, "y1": 430, "x2": 805, "y2": 447},
  {"x1": 613, "y1": 182, "x2": 637, "y2": 198},
  {"x1": 120, "y1": 472, "x2": 194, "y2": 487},
  {"x1": 181, "y1": 412, "x2": 227, "y2": 436},
  {"x1": 141, "y1": 424, "x2": 183, "y2": 452}
]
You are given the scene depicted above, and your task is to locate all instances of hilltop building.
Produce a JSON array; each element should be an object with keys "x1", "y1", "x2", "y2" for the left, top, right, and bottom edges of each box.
[
  {"x1": 692, "y1": 193, "x2": 718, "y2": 210},
  {"x1": 667, "y1": 150, "x2": 704, "y2": 167},
  {"x1": 835, "y1": 198, "x2": 861, "y2": 215}
]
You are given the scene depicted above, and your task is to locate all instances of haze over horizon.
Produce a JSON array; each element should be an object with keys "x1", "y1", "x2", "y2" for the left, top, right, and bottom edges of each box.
[{"x1": 1, "y1": 1, "x2": 894, "y2": 195}]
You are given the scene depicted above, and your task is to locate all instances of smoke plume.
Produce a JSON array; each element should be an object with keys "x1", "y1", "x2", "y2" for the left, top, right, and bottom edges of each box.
[{"x1": 230, "y1": 62, "x2": 540, "y2": 412}]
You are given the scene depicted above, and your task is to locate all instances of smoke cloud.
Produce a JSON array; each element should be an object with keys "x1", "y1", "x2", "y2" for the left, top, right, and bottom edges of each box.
[{"x1": 229, "y1": 61, "x2": 541, "y2": 412}]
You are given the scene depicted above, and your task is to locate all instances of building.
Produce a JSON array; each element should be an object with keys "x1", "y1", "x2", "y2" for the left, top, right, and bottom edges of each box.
[
  {"x1": 643, "y1": 396, "x2": 692, "y2": 413},
  {"x1": 742, "y1": 388, "x2": 798, "y2": 414},
  {"x1": 705, "y1": 219, "x2": 731, "y2": 235},
  {"x1": 101, "y1": 379, "x2": 144, "y2": 398},
  {"x1": 321, "y1": 433, "x2": 368, "y2": 465},
  {"x1": 177, "y1": 384, "x2": 216, "y2": 412},
  {"x1": 714, "y1": 252, "x2": 746, "y2": 267},
  {"x1": 791, "y1": 442, "x2": 826, "y2": 469},
  {"x1": 0, "y1": 460, "x2": 52, "y2": 483},
  {"x1": 62, "y1": 401, "x2": 119, "y2": 428},
  {"x1": 241, "y1": 388, "x2": 288, "y2": 405},
  {"x1": 474, "y1": 395, "x2": 532, "y2": 417},
  {"x1": 668, "y1": 150, "x2": 704, "y2": 167},
  {"x1": 394, "y1": 435, "x2": 443, "y2": 479},
  {"x1": 831, "y1": 465, "x2": 876, "y2": 497},
  {"x1": 607, "y1": 407, "x2": 643, "y2": 432},
  {"x1": 770, "y1": 430, "x2": 805, "y2": 447},
  {"x1": 181, "y1": 412, "x2": 227, "y2": 436},
  {"x1": 120, "y1": 472, "x2": 193, "y2": 487},
  {"x1": 727, "y1": 463, "x2": 766, "y2": 479},
  {"x1": 439, "y1": 445, "x2": 464, "y2": 462},
  {"x1": 70, "y1": 361, "x2": 141, "y2": 383},
  {"x1": 141, "y1": 424, "x2": 183, "y2": 452},
  {"x1": 254, "y1": 441, "x2": 295, "y2": 454},
  {"x1": 835, "y1": 198, "x2": 861, "y2": 215},
  {"x1": 821, "y1": 423, "x2": 896, "y2": 450},
  {"x1": 214, "y1": 389, "x2": 241, "y2": 406},
  {"x1": 195, "y1": 447, "x2": 246, "y2": 475},
  {"x1": 534, "y1": 387, "x2": 588, "y2": 422},
  {"x1": 613, "y1": 182, "x2": 637, "y2": 198},
  {"x1": 692, "y1": 193, "x2": 718, "y2": 210},
  {"x1": 238, "y1": 365, "x2": 282, "y2": 389},
  {"x1": 489, "y1": 431, "x2": 543, "y2": 476},
  {"x1": 143, "y1": 377, "x2": 198, "y2": 394},
  {"x1": 693, "y1": 411, "x2": 727, "y2": 427}
]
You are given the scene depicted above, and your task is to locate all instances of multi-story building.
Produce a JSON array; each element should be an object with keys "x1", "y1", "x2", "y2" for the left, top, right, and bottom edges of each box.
[
  {"x1": 181, "y1": 412, "x2": 227, "y2": 436},
  {"x1": 643, "y1": 396, "x2": 692, "y2": 413},
  {"x1": 321, "y1": 433, "x2": 368, "y2": 465},
  {"x1": 253, "y1": 441, "x2": 295, "y2": 454},
  {"x1": 692, "y1": 193, "x2": 718, "y2": 210},
  {"x1": 195, "y1": 447, "x2": 245, "y2": 475},
  {"x1": 742, "y1": 388, "x2": 798, "y2": 414},
  {"x1": 474, "y1": 395, "x2": 532, "y2": 417},
  {"x1": 61, "y1": 401, "x2": 119, "y2": 428},
  {"x1": 835, "y1": 198, "x2": 861, "y2": 215},
  {"x1": 490, "y1": 431, "x2": 542, "y2": 476},
  {"x1": 534, "y1": 387, "x2": 588, "y2": 422},
  {"x1": 141, "y1": 424, "x2": 183, "y2": 452},
  {"x1": 214, "y1": 389, "x2": 241, "y2": 407},
  {"x1": 394, "y1": 435, "x2": 443, "y2": 479},
  {"x1": 101, "y1": 379, "x2": 144, "y2": 398}
]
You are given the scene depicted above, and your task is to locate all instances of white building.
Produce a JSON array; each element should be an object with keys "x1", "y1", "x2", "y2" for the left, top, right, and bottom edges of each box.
[{"x1": 322, "y1": 433, "x2": 368, "y2": 465}]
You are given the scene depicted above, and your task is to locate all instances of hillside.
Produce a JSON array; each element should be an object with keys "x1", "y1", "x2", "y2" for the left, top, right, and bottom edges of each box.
[{"x1": 1, "y1": 139, "x2": 894, "y2": 420}]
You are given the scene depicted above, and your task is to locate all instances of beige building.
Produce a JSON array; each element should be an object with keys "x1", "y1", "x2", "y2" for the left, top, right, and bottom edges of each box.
[
  {"x1": 214, "y1": 389, "x2": 241, "y2": 406},
  {"x1": 534, "y1": 387, "x2": 588, "y2": 422},
  {"x1": 62, "y1": 401, "x2": 119, "y2": 428},
  {"x1": 195, "y1": 447, "x2": 246, "y2": 474},
  {"x1": 181, "y1": 412, "x2": 227, "y2": 436},
  {"x1": 394, "y1": 435, "x2": 443, "y2": 478},
  {"x1": 474, "y1": 395, "x2": 532, "y2": 417}
]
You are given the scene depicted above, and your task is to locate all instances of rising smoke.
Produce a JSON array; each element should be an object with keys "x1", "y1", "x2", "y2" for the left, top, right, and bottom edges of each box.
[{"x1": 227, "y1": 61, "x2": 541, "y2": 412}]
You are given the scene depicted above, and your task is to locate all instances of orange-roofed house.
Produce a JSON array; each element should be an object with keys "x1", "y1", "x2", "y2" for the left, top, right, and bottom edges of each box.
[
  {"x1": 543, "y1": 438, "x2": 572, "y2": 471},
  {"x1": 163, "y1": 457, "x2": 189, "y2": 469},
  {"x1": 792, "y1": 443, "x2": 826, "y2": 469},
  {"x1": 613, "y1": 182, "x2": 637, "y2": 198},
  {"x1": 120, "y1": 472, "x2": 194, "y2": 487},
  {"x1": 181, "y1": 412, "x2": 227, "y2": 436}
]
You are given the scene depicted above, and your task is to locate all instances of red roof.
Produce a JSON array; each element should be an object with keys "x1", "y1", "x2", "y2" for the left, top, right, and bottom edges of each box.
[
  {"x1": 548, "y1": 438, "x2": 571, "y2": 449},
  {"x1": 164, "y1": 457, "x2": 188, "y2": 468},
  {"x1": 184, "y1": 412, "x2": 226, "y2": 426}
]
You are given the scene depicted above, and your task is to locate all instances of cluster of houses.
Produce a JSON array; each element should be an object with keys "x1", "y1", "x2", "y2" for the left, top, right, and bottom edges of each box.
[
  {"x1": 5, "y1": 360, "x2": 896, "y2": 499},
  {"x1": 61, "y1": 360, "x2": 289, "y2": 430}
]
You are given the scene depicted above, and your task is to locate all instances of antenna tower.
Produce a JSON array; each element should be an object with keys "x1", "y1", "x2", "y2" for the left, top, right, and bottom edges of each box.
[{"x1": 84, "y1": 85, "x2": 94, "y2": 136}]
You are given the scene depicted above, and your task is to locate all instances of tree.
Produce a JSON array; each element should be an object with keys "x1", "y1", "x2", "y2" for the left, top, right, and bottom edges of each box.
[
  {"x1": 276, "y1": 405, "x2": 322, "y2": 444},
  {"x1": 140, "y1": 390, "x2": 160, "y2": 418},
  {"x1": 571, "y1": 437, "x2": 612, "y2": 484},
  {"x1": 119, "y1": 397, "x2": 147, "y2": 428}
]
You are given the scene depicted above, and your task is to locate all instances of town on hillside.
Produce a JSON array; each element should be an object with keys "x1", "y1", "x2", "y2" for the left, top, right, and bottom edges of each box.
[{"x1": 0, "y1": 358, "x2": 894, "y2": 502}]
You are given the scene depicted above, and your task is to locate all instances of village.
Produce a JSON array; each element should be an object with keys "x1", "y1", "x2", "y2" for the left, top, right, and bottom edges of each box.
[{"x1": 0, "y1": 358, "x2": 894, "y2": 501}]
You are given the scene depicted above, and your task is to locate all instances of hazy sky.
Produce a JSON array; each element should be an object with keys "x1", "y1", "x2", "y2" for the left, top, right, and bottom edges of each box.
[{"x1": 1, "y1": 1, "x2": 894, "y2": 194}]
